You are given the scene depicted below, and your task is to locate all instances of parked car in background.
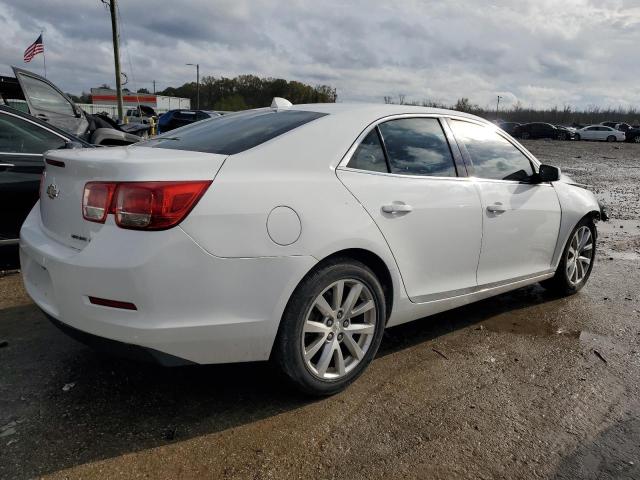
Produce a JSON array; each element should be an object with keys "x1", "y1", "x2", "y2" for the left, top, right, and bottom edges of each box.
[
  {"x1": 497, "y1": 121, "x2": 521, "y2": 136},
  {"x1": 575, "y1": 125, "x2": 626, "y2": 142},
  {"x1": 0, "y1": 105, "x2": 91, "y2": 259},
  {"x1": 157, "y1": 109, "x2": 221, "y2": 133},
  {"x1": 514, "y1": 122, "x2": 571, "y2": 140},
  {"x1": 555, "y1": 125, "x2": 576, "y2": 140},
  {"x1": 0, "y1": 66, "x2": 142, "y2": 145},
  {"x1": 625, "y1": 126, "x2": 640, "y2": 143},
  {"x1": 21, "y1": 100, "x2": 604, "y2": 395},
  {"x1": 124, "y1": 105, "x2": 158, "y2": 125}
]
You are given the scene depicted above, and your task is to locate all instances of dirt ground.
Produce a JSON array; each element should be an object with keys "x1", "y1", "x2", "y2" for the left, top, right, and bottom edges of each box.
[{"x1": 1, "y1": 139, "x2": 639, "y2": 480}]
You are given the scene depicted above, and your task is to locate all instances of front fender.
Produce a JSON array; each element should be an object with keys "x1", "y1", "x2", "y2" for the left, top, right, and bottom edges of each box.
[{"x1": 551, "y1": 181, "x2": 601, "y2": 268}]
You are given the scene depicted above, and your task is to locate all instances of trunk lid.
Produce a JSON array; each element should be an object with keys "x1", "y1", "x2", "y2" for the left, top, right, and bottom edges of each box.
[{"x1": 40, "y1": 146, "x2": 227, "y2": 249}]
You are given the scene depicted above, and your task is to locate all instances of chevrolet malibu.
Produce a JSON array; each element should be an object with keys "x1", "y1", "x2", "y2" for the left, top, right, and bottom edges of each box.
[{"x1": 20, "y1": 99, "x2": 603, "y2": 395}]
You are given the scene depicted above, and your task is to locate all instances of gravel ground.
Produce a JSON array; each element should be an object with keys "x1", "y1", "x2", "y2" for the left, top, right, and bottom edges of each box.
[{"x1": 1, "y1": 139, "x2": 639, "y2": 479}]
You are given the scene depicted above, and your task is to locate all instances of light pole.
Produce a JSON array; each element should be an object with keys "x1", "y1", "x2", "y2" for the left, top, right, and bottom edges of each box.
[
  {"x1": 496, "y1": 95, "x2": 503, "y2": 121},
  {"x1": 186, "y1": 63, "x2": 200, "y2": 109}
]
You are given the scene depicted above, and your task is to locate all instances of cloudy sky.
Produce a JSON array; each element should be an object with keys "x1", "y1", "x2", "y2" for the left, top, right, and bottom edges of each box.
[{"x1": 1, "y1": 0, "x2": 639, "y2": 109}]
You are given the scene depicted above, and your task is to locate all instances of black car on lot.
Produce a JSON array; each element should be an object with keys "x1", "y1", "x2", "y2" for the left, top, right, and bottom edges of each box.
[
  {"x1": 497, "y1": 121, "x2": 521, "y2": 136},
  {"x1": 626, "y1": 127, "x2": 640, "y2": 143},
  {"x1": 514, "y1": 122, "x2": 572, "y2": 140},
  {"x1": 157, "y1": 109, "x2": 220, "y2": 133},
  {"x1": 0, "y1": 105, "x2": 91, "y2": 265}
]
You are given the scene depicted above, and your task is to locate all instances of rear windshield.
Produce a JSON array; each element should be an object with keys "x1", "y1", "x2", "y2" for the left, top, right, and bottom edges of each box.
[{"x1": 148, "y1": 109, "x2": 328, "y2": 155}]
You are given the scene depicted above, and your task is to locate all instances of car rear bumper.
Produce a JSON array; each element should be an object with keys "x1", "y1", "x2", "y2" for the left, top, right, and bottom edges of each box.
[{"x1": 20, "y1": 206, "x2": 316, "y2": 364}]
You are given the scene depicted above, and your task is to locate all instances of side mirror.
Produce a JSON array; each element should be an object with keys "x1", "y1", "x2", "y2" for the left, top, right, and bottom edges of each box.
[{"x1": 538, "y1": 164, "x2": 560, "y2": 182}]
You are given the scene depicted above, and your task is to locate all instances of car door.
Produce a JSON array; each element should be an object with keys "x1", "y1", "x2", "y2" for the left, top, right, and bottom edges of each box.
[
  {"x1": 337, "y1": 117, "x2": 483, "y2": 302},
  {"x1": 447, "y1": 118, "x2": 561, "y2": 286},
  {"x1": 0, "y1": 110, "x2": 67, "y2": 243},
  {"x1": 13, "y1": 67, "x2": 88, "y2": 138},
  {"x1": 581, "y1": 127, "x2": 597, "y2": 140}
]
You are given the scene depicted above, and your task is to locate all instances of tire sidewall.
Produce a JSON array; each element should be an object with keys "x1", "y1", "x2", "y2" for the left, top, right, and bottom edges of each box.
[{"x1": 275, "y1": 260, "x2": 386, "y2": 396}]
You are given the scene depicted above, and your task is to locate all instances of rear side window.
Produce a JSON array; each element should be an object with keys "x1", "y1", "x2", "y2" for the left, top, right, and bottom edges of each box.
[
  {"x1": 149, "y1": 109, "x2": 328, "y2": 155},
  {"x1": 347, "y1": 130, "x2": 388, "y2": 172},
  {"x1": 449, "y1": 120, "x2": 534, "y2": 181},
  {"x1": 378, "y1": 118, "x2": 456, "y2": 177}
]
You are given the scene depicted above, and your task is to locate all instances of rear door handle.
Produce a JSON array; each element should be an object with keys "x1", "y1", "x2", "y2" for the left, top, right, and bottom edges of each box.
[
  {"x1": 487, "y1": 202, "x2": 506, "y2": 213},
  {"x1": 382, "y1": 203, "x2": 413, "y2": 214}
]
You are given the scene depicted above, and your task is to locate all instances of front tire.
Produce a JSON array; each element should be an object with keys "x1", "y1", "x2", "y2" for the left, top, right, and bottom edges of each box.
[
  {"x1": 575, "y1": 133, "x2": 581, "y2": 141},
  {"x1": 541, "y1": 217, "x2": 596, "y2": 295},
  {"x1": 273, "y1": 258, "x2": 386, "y2": 396}
]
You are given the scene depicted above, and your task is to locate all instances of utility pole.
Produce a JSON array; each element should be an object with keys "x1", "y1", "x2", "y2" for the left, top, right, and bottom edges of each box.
[
  {"x1": 152, "y1": 80, "x2": 156, "y2": 94},
  {"x1": 496, "y1": 95, "x2": 503, "y2": 121},
  {"x1": 105, "y1": 0, "x2": 124, "y2": 121},
  {"x1": 186, "y1": 63, "x2": 200, "y2": 109}
]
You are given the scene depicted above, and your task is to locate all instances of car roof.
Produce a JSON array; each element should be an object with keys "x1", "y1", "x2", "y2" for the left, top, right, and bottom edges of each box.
[{"x1": 0, "y1": 104, "x2": 90, "y2": 145}]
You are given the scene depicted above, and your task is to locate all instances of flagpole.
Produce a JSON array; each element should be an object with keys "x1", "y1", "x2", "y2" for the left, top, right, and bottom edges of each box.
[{"x1": 41, "y1": 30, "x2": 47, "y2": 78}]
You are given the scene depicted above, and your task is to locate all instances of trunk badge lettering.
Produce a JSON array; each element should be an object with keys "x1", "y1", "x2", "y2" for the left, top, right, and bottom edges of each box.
[{"x1": 46, "y1": 184, "x2": 60, "y2": 199}]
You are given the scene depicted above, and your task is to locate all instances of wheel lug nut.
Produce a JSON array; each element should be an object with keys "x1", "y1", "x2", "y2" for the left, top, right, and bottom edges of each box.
[
  {"x1": 343, "y1": 320, "x2": 349, "y2": 328},
  {"x1": 327, "y1": 332, "x2": 334, "y2": 340},
  {"x1": 337, "y1": 333, "x2": 344, "y2": 341},
  {"x1": 326, "y1": 319, "x2": 333, "y2": 327}
]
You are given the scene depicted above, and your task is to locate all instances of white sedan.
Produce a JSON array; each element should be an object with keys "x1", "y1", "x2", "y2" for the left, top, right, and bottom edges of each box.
[
  {"x1": 20, "y1": 99, "x2": 603, "y2": 395},
  {"x1": 575, "y1": 125, "x2": 626, "y2": 142}
]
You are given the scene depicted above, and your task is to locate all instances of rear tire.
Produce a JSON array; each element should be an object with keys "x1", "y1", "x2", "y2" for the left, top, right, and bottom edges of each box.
[
  {"x1": 540, "y1": 217, "x2": 596, "y2": 295},
  {"x1": 607, "y1": 135, "x2": 616, "y2": 142},
  {"x1": 273, "y1": 258, "x2": 386, "y2": 396}
]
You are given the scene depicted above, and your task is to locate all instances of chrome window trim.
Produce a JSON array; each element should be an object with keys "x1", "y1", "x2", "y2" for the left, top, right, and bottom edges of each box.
[
  {"x1": 0, "y1": 152, "x2": 42, "y2": 157},
  {"x1": 337, "y1": 113, "x2": 465, "y2": 180}
]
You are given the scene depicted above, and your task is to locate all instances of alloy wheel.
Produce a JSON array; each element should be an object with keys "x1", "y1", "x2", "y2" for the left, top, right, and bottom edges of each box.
[
  {"x1": 302, "y1": 279, "x2": 377, "y2": 380},
  {"x1": 566, "y1": 226, "x2": 594, "y2": 285}
]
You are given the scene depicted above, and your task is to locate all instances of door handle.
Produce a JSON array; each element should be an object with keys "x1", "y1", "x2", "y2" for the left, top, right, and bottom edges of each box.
[
  {"x1": 487, "y1": 202, "x2": 506, "y2": 213},
  {"x1": 382, "y1": 203, "x2": 413, "y2": 214}
]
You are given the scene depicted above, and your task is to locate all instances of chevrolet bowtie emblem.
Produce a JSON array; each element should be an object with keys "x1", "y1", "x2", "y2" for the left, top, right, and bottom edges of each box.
[{"x1": 46, "y1": 183, "x2": 60, "y2": 199}]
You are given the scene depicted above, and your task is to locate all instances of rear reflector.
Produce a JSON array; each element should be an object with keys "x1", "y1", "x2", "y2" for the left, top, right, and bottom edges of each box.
[
  {"x1": 82, "y1": 180, "x2": 211, "y2": 230},
  {"x1": 88, "y1": 296, "x2": 137, "y2": 310}
]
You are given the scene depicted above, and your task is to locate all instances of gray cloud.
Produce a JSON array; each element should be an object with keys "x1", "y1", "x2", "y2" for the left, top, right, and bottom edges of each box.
[{"x1": 1, "y1": 0, "x2": 639, "y2": 109}]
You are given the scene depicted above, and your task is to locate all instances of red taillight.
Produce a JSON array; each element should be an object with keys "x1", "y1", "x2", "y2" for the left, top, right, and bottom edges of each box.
[
  {"x1": 83, "y1": 182, "x2": 117, "y2": 223},
  {"x1": 82, "y1": 180, "x2": 211, "y2": 230}
]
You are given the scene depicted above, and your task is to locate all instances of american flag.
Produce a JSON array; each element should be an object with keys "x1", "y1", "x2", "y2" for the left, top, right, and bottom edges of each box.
[{"x1": 24, "y1": 34, "x2": 44, "y2": 63}]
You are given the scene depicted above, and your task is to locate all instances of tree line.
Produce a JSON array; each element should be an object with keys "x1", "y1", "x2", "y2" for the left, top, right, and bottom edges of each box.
[
  {"x1": 385, "y1": 95, "x2": 640, "y2": 126},
  {"x1": 159, "y1": 75, "x2": 337, "y2": 111}
]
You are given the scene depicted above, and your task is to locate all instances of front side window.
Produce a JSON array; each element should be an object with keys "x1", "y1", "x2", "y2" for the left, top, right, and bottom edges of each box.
[
  {"x1": 149, "y1": 109, "x2": 328, "y2": 155},
  {"x1": 347, "y1": 130, "x2": 388, "y2": 172},
  {"x1": 0, "y1": 113, "x2": 66, "y2": 153},
  {"x1": 378, "y1": 118, "x2": 456, "y2": 177},
  {"x1": 449, "y1": 120, "x2": 534, "y2": 182},
  {"x1": 18, "y1": 74, "x2": 75, "y2": 116}
]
